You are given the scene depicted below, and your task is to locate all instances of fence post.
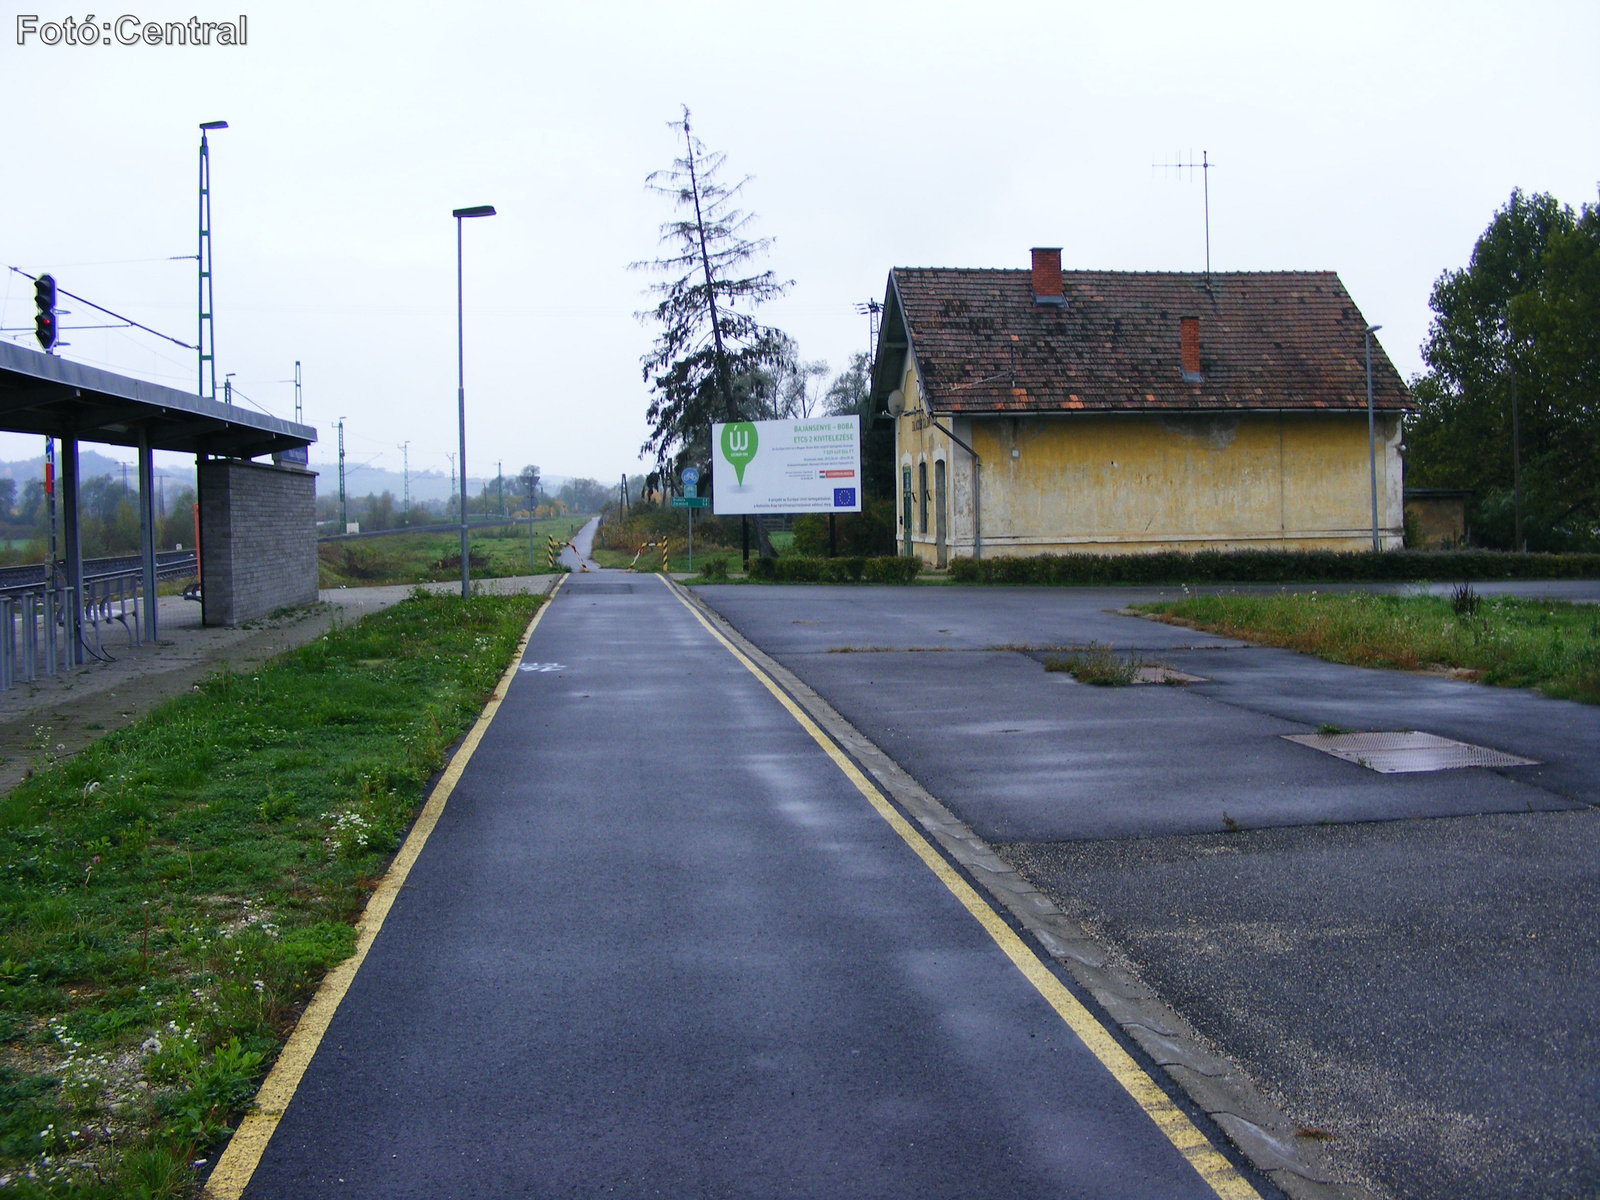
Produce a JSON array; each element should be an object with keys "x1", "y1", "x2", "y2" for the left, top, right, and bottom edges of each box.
[
  {"x1": 22, "y1": 593, "x2": 36, "y2": 682},
  {"x1": 42, "y1": 588, "x2": 56, "y2": 677}
]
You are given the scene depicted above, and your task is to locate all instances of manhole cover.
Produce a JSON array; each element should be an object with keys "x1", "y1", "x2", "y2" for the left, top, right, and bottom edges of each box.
[
  {"x1": 566, "y1": 584, "x2": 633, "y2": 595},
  {"x1": 1282, "y1": 731, "x2": 1538, "y2": 774}
]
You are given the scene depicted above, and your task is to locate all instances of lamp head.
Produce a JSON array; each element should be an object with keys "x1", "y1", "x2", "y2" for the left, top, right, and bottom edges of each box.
[
  {"x1": 452, "y1": 205, "x2": 497, "y2": 219},
  {"x1": 200, "y1": 120, "x2": 228, "y2": 130},
  {"x1": 1367, "y1": 324, "x2": 1382, "y2": 334}
]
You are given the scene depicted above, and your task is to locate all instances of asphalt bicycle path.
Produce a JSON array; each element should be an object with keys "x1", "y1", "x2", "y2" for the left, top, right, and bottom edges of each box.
[{"x1": 234, "y1": 569, "x2": 1267, "y2": 1199}]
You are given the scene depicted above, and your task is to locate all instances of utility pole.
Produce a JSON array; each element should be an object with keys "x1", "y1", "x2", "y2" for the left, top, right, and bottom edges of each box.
[
  {"x1": 294, "y1": 360, "x2": 302, "y2": 423},
  {"x1": 1510, "y1": 350, "x2": 1524, "y2": 553},
  {"x1": 497, "y1": 460, "x2": 504, "y2": 518},
  {"x1": 446, "y1": 453, "x2": 456, "y2": 518},
  {"x1": 337, "y1": 417, "x2": 347, "y2": 530},
  {"x1": 399, "y1": 441, "x2": 410, "y2": 525},
  {"x1": 1365, "y1": 325, "x2": 1382, "y2": 553}
]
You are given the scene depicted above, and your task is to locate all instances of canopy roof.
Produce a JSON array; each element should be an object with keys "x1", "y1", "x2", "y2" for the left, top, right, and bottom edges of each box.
[{"x1": 0, "y1": 340, "x2": 315, "y2": 458}]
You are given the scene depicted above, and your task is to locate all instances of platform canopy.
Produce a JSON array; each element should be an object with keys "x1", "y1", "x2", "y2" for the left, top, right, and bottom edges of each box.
[{"x1": 0, "y1": 340, "x2": 315, "y2": 457}]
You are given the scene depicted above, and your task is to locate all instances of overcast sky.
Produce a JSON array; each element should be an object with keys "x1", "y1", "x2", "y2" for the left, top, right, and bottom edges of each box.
[{"x1": 2, "y1": 0, "x2": 1595, "y2": 487}]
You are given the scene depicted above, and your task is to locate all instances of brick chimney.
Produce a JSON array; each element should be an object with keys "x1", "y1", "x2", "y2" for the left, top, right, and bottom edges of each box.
[
  {"x1": 1180, "y1": 316, "x2": 1202, "y2": 382},
  {"x1": 1031, "y1": 247, "x2": 1064, "y2": 306}
]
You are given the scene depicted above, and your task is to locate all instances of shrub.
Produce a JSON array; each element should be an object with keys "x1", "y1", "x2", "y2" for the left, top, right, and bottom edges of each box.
[
  {"x1": 697, "y1": 557, "x2": 730, "y2": 581},
  {"x1": 945, "y1": 549, "x2": 1600, "y2": 586},
  {"x1": 862, "y1": 556, "x2": 922, "y2": 584},
  {"x1": 742, "y1": 555, "x2": 920, "y2": 584},
  {"x1": 792, "y1": 500, "x2": 896, "y2": 557}
]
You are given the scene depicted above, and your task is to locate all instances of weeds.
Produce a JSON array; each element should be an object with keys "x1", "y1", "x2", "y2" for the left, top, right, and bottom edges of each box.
[
  {"x1": 1138, "y1": 591, "x2": 1600, "y2": 704},
  {"x1": 317, "y1": 522, "x2": 582, "y2": 588},
  {"x1": 0, "y1": 591, "x2": 541, "y2": 1195},
  {"x1": 1043, "y1": 645, "x2": 1146, "y2": 685}
]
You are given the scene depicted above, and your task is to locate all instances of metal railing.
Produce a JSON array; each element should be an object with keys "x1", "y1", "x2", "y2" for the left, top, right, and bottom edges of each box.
[{"x1": 0, "y1": 554, "x2": 197, "y2": 690}]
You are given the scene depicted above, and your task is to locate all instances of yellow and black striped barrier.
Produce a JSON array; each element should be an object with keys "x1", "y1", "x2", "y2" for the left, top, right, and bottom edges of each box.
[
  {"x1": 626, "y1": 540, "x2": 670, "y2": 573},
  {"x1": 546, "y1": 536, "x2": 558, "y2": 569}
]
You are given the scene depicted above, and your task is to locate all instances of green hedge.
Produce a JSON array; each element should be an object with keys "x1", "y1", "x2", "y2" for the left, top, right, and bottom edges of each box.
[
  {"x1": 745, "y1": 555, "x2": 923, "y2": 584},
  {"x1": 945, "y1": 549, "x2": 1600, "y2": 586}
]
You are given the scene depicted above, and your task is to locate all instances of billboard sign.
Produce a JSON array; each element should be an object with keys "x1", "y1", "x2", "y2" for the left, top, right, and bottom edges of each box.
[{"x1": 711, "y1": 416, "x2": 862, "y2": 515}]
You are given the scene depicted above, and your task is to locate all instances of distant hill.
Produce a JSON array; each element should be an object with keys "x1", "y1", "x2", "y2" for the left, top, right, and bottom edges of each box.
[
  {"x1": 305, "y1": 463, "x2": 572, "y2": 503},
  {"x1": 0, "y1": 452, "x2": 579, "y2": 504},
  {"x1": 0, "y1": 450, "x2": 192, "y2": 490}
]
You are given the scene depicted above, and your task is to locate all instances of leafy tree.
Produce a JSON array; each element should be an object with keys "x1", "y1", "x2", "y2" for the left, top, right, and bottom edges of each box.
[
  {"x1": 1406, "y1": 190, "x2": 1600, "y2": 549},
  {"x1": 0, "y1": 477, "x2": 16, "y2": 517},
  {"x1": 18, "y1": 479, "x2": 43, "y2": 524},
  {"x1": 558, "y1": 478, "x2": 611, "y2": 513},
  {"x1": 158, "y1": 487, "x2": 196, "y2": 550},
  {"x1": 822, "y1": 349, "x2": 895, "y2": 503}
]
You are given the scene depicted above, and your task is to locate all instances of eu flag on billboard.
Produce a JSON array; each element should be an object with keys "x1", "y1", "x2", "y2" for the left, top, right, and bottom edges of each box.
[{"x1": 833, "y1": 488, "x2": 856, "y2": 508}]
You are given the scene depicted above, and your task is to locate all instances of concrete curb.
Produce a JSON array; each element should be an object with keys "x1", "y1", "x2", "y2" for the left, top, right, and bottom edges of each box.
[{"x1": 674, "y1": 581, "x2": 1388, "y2": 1200}]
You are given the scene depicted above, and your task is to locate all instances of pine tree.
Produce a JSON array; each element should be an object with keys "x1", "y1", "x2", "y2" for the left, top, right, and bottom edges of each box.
[{"x1": 633, "y1": 106, "x2": 790, "y2": 468}]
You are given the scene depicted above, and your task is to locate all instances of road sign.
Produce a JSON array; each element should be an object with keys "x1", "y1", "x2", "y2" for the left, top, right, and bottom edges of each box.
[
  {"x1": 681, "y1": 467, "x2": 699, "y2": 486},
  {"x1": 671, "y1": 496, "x2": 708, "y2": 508}
]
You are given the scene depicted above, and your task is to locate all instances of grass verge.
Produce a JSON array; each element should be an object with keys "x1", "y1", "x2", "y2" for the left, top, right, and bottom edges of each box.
[
  {"x1": 317, "y1": 521, "x2": 584, "y2": 587},
  {"x1": 0, "y1": 590, "x2": 543, "y2": 1197},
  {"x1": 1137, "y1": 590, "x2": 1600, "y2": 703}
]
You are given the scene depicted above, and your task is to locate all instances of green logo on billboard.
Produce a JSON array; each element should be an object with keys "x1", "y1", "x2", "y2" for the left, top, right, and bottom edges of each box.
[{"x1": 720, "y1": 422, "x2": 758, "y2": 485}]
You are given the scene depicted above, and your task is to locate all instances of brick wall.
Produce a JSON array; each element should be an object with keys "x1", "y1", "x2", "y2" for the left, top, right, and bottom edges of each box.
[{"x1": 199, "y1": 459, "x2": 317, "y2": 626}]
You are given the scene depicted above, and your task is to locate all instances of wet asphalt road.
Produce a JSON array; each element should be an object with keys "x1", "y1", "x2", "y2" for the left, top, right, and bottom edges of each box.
[
  {"x1": 696, "y1": 582, "x2": 1600, "y2": 1200},
  {"x1": 241, "y1": 572, "x2": 1241, "y2": 1199}
]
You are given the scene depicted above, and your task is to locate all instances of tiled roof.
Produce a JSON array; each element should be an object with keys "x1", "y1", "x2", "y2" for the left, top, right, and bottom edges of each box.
[{"x1": 883, "y1": 268, "x2": 1410, "y2": 414}]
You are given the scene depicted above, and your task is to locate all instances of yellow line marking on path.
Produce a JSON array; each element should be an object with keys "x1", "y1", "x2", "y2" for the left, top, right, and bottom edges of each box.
[
  {"x1": 205, "y1": 577, "x2": 566, "y2": 1199},
  {"x1": 661, "y1": 576, "x2": 1261, "y2": 1200}
]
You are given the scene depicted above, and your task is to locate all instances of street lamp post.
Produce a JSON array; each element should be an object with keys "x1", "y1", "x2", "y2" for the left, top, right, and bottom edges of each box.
[
  {"x1": 452, "y1": 204, "x2": 497, "y2": 598},
  {"x1": 197, "y1": 120, "x2": 227, "y2": 400},
  {"x1": 1366, "y1": 324, "x2": 1383, "y2": 553}
]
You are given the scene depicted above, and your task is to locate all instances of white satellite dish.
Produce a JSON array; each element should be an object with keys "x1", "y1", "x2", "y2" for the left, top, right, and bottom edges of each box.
[{"x1": 886, "y1": 388, "x2": 905, "y2": 416}]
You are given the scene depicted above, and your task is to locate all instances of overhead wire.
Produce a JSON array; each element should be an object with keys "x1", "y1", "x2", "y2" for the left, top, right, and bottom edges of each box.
[{"x1": 6, "y1": 265, "x2": 196, "y2": 349}]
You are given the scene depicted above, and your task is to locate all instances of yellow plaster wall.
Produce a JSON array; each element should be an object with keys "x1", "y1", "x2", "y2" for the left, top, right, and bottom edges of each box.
[{"x1": 895, "y1": 356, "x2": 1403, "y2": 562}]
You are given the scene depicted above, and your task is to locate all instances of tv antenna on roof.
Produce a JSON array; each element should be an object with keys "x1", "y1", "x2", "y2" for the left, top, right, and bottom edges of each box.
[
  {"x1": 854, "y1": 299, "x2": 882, "y2": 360},
  {"x1": 1153, "y1": 150, "x2": 1214, "y2": 288}
]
